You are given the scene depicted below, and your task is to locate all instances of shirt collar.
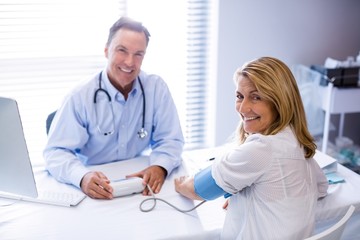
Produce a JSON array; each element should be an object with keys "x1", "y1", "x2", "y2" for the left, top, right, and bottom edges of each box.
[{"x1": 101, "y1": 70, "x2": 142, "y2": 101}]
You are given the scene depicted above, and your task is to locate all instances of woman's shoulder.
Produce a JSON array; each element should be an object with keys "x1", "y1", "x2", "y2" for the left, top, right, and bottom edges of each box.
[
  {"x1": 261, "y1": 127, "x2": 303, "y2": 158},
  {"x1": 244, "y1": 127, "x2": 300, "y2": 155},
  {"x1": 248, "y1": 127, "x2": 295, "y2": 142},
  {"x1": 234, "y1": 134, "x2": 273, "y2": 158}
]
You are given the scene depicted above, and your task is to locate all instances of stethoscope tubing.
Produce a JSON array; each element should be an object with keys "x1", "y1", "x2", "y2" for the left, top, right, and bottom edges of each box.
[{"x1": 94, "y1": 71, "x2": 147, "y2": 138}]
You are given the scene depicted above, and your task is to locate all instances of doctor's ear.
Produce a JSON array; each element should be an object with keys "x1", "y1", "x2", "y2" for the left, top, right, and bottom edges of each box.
[{"x1": 104, "y1": 47, "x2": 109, "y2": 58}]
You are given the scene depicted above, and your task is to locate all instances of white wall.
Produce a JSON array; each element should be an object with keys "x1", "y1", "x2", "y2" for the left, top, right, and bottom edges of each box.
[{"x1": 214, "y1": 0, "x2": 360, "y2": 145}]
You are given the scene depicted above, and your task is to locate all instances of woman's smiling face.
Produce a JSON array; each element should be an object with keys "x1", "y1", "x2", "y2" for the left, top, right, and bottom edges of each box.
[{"x1": 235, "y1": 75, "x2": 277, "y2": 135}]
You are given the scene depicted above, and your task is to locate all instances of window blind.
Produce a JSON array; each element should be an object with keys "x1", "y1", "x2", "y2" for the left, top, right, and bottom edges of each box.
[{"x1": 185, "y1": 0, "x2": 215, "y2": 149}]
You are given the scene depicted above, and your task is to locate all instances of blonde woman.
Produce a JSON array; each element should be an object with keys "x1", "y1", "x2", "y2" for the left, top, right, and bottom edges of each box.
[{"x1": 175, "y1": 57, "x2": 328, "y2": 240}]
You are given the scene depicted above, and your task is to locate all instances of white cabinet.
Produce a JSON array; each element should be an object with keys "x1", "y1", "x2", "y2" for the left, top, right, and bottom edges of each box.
[{"x1": 320, "y1": 83, "x2": 360, "y2": 152}]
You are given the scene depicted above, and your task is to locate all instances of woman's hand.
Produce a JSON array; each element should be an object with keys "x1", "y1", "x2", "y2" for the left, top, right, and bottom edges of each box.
[{"x1": 174, "y1": 176, "x2": 203, "y2": 201}]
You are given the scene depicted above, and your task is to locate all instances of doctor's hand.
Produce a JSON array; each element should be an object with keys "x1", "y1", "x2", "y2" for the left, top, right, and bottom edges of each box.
[
  {"x1": 127, "y1": 165, "x2": 167, "y2": 196},
  {"x1": 80, "y1": 171, "x2": 113, "y2": 199}
]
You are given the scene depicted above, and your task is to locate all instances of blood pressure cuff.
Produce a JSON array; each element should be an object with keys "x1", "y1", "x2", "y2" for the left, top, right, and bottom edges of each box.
[{"x1": 194, "y1": 165, "x2": 227, "y2": 201}]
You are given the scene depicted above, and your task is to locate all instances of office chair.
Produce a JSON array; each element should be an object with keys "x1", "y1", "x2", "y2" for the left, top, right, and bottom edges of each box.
[
  {"x1": 304, "y1": 205, "x2": 355, "y2": 240},
  {"x1": 46, "y1": 111, "x2": 57, "y2": 135}
]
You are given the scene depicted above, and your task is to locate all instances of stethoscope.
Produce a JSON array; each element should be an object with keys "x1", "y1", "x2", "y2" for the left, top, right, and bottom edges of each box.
[{"x1": 94, "y1": 71, "x2": 147, "y2": 139}]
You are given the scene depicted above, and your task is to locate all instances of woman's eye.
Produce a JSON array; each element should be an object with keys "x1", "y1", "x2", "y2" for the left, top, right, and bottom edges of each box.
[
  {"x1": 236, "y1": 94, "x2": 243, "y2": 100},
  {"x1": 252, "y1": 95, "x2": 261, "y2": 101}
]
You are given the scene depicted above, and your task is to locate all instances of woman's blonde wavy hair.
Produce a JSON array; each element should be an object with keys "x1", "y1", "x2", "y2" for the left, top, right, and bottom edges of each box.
[{"x1": 234, "y1": 57, "x2": 316, "y2": 158}]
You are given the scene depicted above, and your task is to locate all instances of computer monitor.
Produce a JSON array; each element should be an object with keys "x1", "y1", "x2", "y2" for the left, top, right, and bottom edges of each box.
[{"x1": 0, "y1": 96, "x2": 38, "y2": 198}]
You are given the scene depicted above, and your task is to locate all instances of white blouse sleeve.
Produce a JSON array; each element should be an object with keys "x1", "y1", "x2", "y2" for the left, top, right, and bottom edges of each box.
[{"x1": 212, "y1": 134, "x2": 272, "y2": 194}]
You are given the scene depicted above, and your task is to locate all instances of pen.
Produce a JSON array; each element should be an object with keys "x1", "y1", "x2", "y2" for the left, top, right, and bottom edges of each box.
[{"x1": 97, "y1": 183, "x2": 111, "y2": 193}]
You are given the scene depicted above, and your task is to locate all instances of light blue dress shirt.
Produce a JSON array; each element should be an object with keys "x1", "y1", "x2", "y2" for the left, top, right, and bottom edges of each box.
[{"x1": 43, "y1": 70, "x2": 184, "y2": 187}]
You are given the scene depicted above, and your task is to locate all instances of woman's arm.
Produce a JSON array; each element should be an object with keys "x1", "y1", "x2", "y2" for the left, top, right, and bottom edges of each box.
[{"x1": 310, "y1": 158, "x2": 329, "y2": 199}]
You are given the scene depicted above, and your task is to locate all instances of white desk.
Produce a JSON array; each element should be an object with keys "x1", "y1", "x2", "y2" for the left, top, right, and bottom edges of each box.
[
  {"x1": 0, "y1": 157, "x2": 223, "y2": 240},
  {"x1": 1, "y1": 150, "x2": 360, "y2": 240},
  {"x1": 320, "y1": 83, "x2": 360, "y2": 153}
]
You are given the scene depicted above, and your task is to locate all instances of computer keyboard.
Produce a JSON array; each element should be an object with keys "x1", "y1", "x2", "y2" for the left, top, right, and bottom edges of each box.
[
  {"x1": 34, "y1": 190, "x2": 86, "y2": 207},
  {"x1": 0, "y1": 190, "x2": 86, "y2": 207}
]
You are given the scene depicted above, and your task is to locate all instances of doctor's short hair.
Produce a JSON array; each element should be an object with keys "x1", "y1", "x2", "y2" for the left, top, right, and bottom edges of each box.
[
  {"x1": 106, "y1": 16, "x2": 151, "y2": 47},
  {"x1": 234, "y1": 56, "x2": 316, "y2": 158}
]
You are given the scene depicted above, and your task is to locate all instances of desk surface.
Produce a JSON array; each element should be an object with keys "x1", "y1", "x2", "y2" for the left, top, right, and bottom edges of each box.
[{"x1": 1, "y1": 149, "x2": 360, "y2": 240}]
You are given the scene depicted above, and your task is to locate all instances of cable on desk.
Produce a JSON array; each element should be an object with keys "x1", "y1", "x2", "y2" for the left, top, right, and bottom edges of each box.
[{"x1": 139, "y1": 184, "x2": 206, "y2": 213}]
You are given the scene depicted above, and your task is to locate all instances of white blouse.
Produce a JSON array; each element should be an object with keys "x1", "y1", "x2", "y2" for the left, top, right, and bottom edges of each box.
[{"x1": 212, "y1": 127, "x2": 328, "y2": 240}]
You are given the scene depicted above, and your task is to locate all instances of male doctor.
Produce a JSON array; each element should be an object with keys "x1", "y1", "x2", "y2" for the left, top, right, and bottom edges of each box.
[{"x1": 44, "y1": 17, "x2": 184, "y2": 199}]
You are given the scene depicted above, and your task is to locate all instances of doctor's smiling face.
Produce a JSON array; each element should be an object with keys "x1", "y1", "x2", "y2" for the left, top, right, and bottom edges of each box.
[
  {"x1": 235, "y1": 75, "x2": 277, "y2": 135},
  {"x1": 105, "y1": 27, "x2": 147, "y2": 95}
]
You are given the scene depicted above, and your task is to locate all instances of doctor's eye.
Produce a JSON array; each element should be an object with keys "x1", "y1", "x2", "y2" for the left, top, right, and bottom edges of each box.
[
  {"x1": 116, "y1": 48, "x2": 127, "y2": 54},
  {"x1": 134, "y1": 52, "x2": 145, "y2": 59}
]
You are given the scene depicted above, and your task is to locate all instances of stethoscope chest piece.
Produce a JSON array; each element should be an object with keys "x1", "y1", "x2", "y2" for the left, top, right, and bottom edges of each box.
[{"x1": 138, "y1": 128, "x2": 148, "y2": 139}]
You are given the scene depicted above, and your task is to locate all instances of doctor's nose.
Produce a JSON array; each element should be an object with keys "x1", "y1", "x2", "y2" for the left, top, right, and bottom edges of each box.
[{"x1": 124, "y1": 54, "x2": 135, "y2": 67}]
